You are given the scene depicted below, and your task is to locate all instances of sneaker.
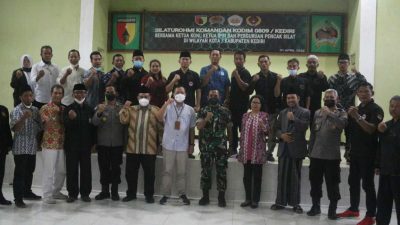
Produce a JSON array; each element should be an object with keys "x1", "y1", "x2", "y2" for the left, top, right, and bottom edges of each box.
[
  {"x1": 24, "y1": 192, "x2": 41, "y2": 200},
  {"x1": 240, "y1": 200, "x2": 251, "y2": 207},
  {"x1": 52, "y1": 192, "x2": 68, "y2": 200},
  {"x1": 14, "y1": 200, "x2": 26, "y2": 208},
  {"x1": 180, "y1": 195, "x2": 190, "y2": 205},
  {"x1": 293, "y1": 205, "x2": 303, "y2": 214},
  {"x1": 307, "y1": 205, "x2": 321, "y2": 216},
  {"x1": 159, "y1": 196, "x2": 168, "y2": 205},
  {"x1": 43, "y1": 198, "x2": 56, "y2": 204},
  {"x1": 250, "y1": 202, "x2": 258, "y2": 209},
  {"x1": 81, "y1": 196, "x2": 91, "y2": 202},
  {"x1": 270, "y1": 204, "x2": 285, "y2": 210},
  {"x1": 188, "y1": 154, "x2": 195, "y2": 159},
  {"x1": 266, "y1": 154, "x2": 275, "y2": 162},
  {"x1": 111, "y1": 192, "x2": 120, "y2": 201},
  {"x1": 0, "y1": 197, "x2": 12, "y2": 205},
  {"x1": 66, "y1": 196, "x2": 77, "y2": 203},
  {"x1": 145, "y1": 196, "x2": 155, "y2": 204},
  {"x1": 337, "y1": 209, "x2": 360, "y2": 218},
  {"x1": 95, "y1": 192, "x2": 110, "y2": 200},
  {"x1": 122, "y1": 195, "x2": 136, "y2": 202},
  {"x1": 357, "y1": 216, "x2": 375, "y2": 225}
]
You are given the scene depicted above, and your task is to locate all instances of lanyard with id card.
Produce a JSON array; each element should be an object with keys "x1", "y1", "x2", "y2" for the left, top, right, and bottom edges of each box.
[{"x1": 173, "y1": 104, "x2": 184, "y2": 130}]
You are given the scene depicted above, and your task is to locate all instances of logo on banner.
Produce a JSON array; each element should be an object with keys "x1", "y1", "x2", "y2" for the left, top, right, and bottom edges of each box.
[
  {"x1": 195, "y1": 15, "x2": 207, "y2": 26},
  {"x1": 116, "y1": 18, "x2": 136, "y2": 45}
]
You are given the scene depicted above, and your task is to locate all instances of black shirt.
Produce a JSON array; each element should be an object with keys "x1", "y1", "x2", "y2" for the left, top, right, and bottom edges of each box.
[
  {"x1": 229, "y1": 67, "x2": 252, "y2": 113},
  {"x1": 10, "y1": 68, "x2": 30, "y2": 107},
  {"x1": 63, "y1": 102, "x2": 95, "y2": 151},
  {"x1": 280, "y1": 75, "x2": 310, "y2": 108},
  {"x1": 0, "y1": 105, "x2": 12, "y2": 153},
  {"x1": 377, "y1": 119, "x2": 400, "y2": 175},
  {"x1": 120, "y1": 68, "x2": 148, "y2": 105},
  {"x1": 298, "y1": 71, "x2": 329, "y2": 113},
  {"x1": 104, "y1": 67, "x2": 126, "y2": 103},
  {"x1": 248, "y1": 70, "x2": 280, "y2": 114},
  {"x1": 167, "y1": 69, "x2": 200, "y2": 107},
  {"x1": 349, "y1": 99, "x2": 384, "y2": 158}
]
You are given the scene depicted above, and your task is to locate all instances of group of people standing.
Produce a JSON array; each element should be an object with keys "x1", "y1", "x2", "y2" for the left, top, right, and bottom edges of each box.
[{"x1": 0, "y1": 45, "x2": 399, "y2": 225}]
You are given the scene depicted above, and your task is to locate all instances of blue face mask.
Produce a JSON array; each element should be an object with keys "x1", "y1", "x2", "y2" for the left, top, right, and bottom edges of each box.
[
  {"x1": 95, "y1": 67, "x2": 103, "y2": 73},
  {"x1": 133, "y1": 60, "x2": 144, "y2": 69}
]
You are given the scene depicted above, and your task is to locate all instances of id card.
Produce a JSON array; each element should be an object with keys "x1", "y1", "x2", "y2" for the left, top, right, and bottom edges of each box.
[{"x1": 174, "y1": 121, "x2": 181, "y2": 130}]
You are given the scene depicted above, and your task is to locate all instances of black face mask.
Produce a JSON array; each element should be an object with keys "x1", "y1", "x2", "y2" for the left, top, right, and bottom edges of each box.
[
  {"x1": 105, "y1": 93, "x2": 116, "y2": 101},
  {"x1": 208, "y1": 97, "x2": 219, "y2": 106},
  {"x1": 22, "y1": 67, "x2": 31, "y2": 72},
  {"x1": 324, "y1": 99, "x2": 336, "y2": 107}
]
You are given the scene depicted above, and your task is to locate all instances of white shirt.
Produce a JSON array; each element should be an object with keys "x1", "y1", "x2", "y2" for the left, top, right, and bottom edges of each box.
[
  {"x1": 31, "y1": 60, "x2": 60, "y2": 103},
  {"x1": 162, "y1": 102, "x2": 196, "y2": 151},
  {"x1": 57, "y1": 65, "x2": 86, "y2": 106}
]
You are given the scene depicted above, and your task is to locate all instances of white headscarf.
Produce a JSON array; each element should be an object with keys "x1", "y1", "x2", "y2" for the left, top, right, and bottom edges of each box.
[{"x1": 20, "y1": 54, "x2": 33, "y2": 68}]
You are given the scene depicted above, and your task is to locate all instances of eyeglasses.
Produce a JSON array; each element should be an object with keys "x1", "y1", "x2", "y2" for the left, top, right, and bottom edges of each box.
[
  {"x1": 251, "y1": 102, "x2": 261, "y2": 105},
  {"x1": 138, "y1": 96, "x2": 149, "y2": 99}
]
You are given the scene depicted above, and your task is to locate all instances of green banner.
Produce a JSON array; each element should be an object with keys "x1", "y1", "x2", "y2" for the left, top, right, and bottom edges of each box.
[{"x1": 143, "y1": 13, "x2": 309, "y2": 53}]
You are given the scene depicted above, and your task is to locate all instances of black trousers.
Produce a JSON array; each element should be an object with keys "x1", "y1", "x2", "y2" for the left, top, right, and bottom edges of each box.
[
  {"x1": 309, "y1": 158, "x2": 341, "y2": 202},
  {"x1": 348, "y1": 157, "x2": 376, "y2": 216},
  {"x1": 0, "y1": 152, "x2": 7, "y2": 198},
  {"x1": 65, "y1": 149, "x2": 92, "y2": 198},
  {"x1": 97, "y1": 146, "x2": 123, "y2": 186},
  {"x1": 376, "y1": 175, "x2": 400, "y2": 225},
  {"x1": 13, "y1": 154, "x2": 36, "y2": 201},
  {"x1": 243, "y1": 162, "x2": 263, "y2": 203},
  {"x1": 344, "y1": 126, "x2": 351, "y2": 152},
  {"x1": 125, "y1": 153, "x2": 156, "y2": 198},
  {"x1": 231, "y1": 109, "x2": 246, "y2": 154}
]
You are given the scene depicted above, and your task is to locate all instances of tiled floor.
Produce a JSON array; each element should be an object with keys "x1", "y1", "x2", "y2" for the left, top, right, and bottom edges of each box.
[{"x1": 0, "y1": 187, "x2": 397, "y2": 225}]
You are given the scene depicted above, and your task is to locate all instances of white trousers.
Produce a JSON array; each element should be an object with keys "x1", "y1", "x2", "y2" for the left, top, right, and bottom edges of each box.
[{"x1": 42, "y1": 148, "x2": 66, "y2": 199}]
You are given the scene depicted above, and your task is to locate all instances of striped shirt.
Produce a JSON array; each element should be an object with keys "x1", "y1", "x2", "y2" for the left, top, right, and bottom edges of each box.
[
  {"x1": 328, "y1": 72, "x2": 366, "y2": 109},
  {"x1": 119, "y1": 105, "x2": 162, "y2": 155}
]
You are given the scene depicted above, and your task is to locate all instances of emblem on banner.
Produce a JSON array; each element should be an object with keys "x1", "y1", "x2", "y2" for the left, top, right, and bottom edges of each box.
[
  {"x1": 195, "y1": 15, "x2": 207, "y2": 26},
  {"x1": 116, "y1": 18, "x2": 136, "y2": 45}
]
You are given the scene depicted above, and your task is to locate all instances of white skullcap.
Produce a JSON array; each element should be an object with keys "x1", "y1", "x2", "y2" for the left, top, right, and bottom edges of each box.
[{"x1": 307, "y1": 55, "x2": 319, "y2": 61}]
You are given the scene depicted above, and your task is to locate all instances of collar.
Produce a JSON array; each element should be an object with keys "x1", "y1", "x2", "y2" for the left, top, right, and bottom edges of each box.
[
  {"x1": 70, "y1": 64, "x2": 79, "y2": 70},
  {"x1": 259, "y1": 70, "x2": 269, "y2": 77},
  {"x1": 41, "y1": 60, "x2": 51, "y2": 66},
  {"x1": 173, "y1": 101, "x2": 185, "y2": 108},
  {"x1": 180, "y1": 68, "x2": 189, "y2": 74},
  {"x1": 114, "y1": 67, "x2": 123, "y2": 72},
  {"x1": 337, "y1": 71, "x2": 350, "y2": 77},
  {"x1": 359, "y1": 99, "x2": 374, "y2": 108}
]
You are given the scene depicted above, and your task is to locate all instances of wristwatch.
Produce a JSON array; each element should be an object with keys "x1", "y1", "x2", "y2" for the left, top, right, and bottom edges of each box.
[{"x1": 357, "y1": 115, "x2": 363, "y2": 121}]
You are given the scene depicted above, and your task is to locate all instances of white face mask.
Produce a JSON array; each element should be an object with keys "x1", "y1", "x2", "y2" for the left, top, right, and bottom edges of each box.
[
  {"x1": 74, "y1": 98, "x2": 85, "y2": 104},
  {"x1": 139, "y1": 98, "x2": 150, "y2": 107},
  {"x1": 174, "y1": 93, "x2": 186, "y2": 103},
  {"x1": 288, "y1": 69, "x2": 297, "y2": 76},
  {"x1": 23, "y1": 103, "x2": 32, "y2": 109}
]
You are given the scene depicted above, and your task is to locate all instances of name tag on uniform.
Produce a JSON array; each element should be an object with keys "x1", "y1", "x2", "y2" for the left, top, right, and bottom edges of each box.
[{"x1": 175, "y1": 121, "x2": 181, "y2": 130}]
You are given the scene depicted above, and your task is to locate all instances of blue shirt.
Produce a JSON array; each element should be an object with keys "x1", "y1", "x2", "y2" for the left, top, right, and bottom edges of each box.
[
  {"x1": 200, "y1": 65, "x2": 230, "y2": 107},
  {"x1": 162, "y1": 102, "x2": 196, "y2": 152},
  {"x1": 10, "y1": 104, "x2": 42, "y2": 155}
]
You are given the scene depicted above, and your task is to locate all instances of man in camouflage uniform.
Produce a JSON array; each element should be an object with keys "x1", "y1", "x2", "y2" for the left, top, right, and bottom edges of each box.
[{"x1": 197, "y1": 89, "x2": 232, "y2": 207}]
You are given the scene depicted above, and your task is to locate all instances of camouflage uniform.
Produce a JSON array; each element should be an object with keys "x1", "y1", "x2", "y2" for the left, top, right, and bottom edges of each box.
[{"x1": 197, "y1": 105, "x2": 232, "y2": 191}]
